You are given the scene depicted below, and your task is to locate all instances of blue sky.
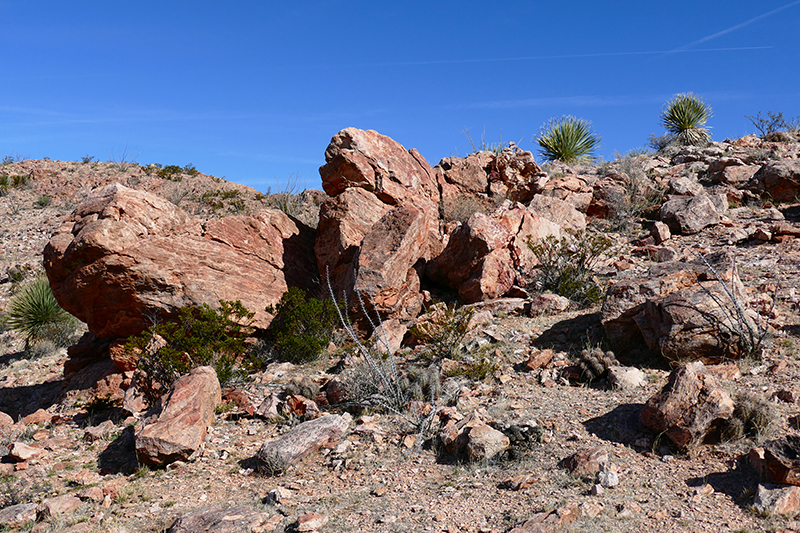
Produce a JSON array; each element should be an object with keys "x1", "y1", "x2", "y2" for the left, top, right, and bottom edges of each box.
[{"x1": 1, "y1": 1, "x2": 799, "y2": 193}]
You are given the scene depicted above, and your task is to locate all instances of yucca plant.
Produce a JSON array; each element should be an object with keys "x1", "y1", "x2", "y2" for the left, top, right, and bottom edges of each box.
[
  {"x1": 5, "y1": 276, "x2": 76, "y2": 349},
  {"x1": 660, "y1": 93, "x2": 712, "y2": 146},
  {"x1": 536, "y1": 116, "x2": 601, "y2": 163}
]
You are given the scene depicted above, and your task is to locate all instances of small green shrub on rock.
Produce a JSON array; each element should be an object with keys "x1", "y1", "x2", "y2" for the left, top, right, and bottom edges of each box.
[
  {"x1": 128, "y1": 300, "x2": 254, "y2": 394},
  {"x1": 263, "y1": 287, "x2": 339, "y2": 363}
]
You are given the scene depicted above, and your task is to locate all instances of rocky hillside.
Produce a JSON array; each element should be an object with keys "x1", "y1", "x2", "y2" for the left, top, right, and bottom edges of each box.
[{"x1": 2, "y1": 129, "x2": 800, "y2": 533}]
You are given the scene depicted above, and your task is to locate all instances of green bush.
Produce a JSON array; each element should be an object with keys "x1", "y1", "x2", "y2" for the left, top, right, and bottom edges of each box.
[
  {"x1": 35, "y1": 195, "x2": 51, "y2": 208},
  {"x1": 4, "y1": 276, "x2": 79, "y2": 349},
  {"x1": 410, "y1": 302, "x2": 474, "y2": 361},
  {"x1": 660, "y1": 93, "x2": 712, "y2": 146},
  {"x1": 263, "y1": 287, "x2": 339, "y2": 363},
  {"x1": 0, "y1": 174, "x2": 8, "y2": 195},
  {"x1": 525, "y1": 230, "x2": 612, "y2": 306},
  {"x1": 535, "y1": 116, "x2": 601, "y2": 164},
  {"x1": 128, "y1": 300, "x2": 254, "y2": 395},
  {"x1": 156, "y1": 165, "x2": 184, "y2": 182}
]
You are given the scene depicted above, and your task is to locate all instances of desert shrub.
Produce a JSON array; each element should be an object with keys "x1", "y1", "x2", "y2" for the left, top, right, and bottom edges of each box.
[
  {"x1": 0, "y1": 174, "x2": 8, "y2": 195},
  {"x1": 660, "y1": 93, "x2": 712, "y2": 146},
  {"x1": 441, "y1": 349, "x2": 499, "y2": 382},
  {"x1": 525, "y1": 230, "x2": 612, "y2": 306},
  {"x1": 410, "y1": 302, "x2": 475, "y2": 361},
  {"x1": 11, "y1": 174, "x2": 29, "y2": 187},
  {"x1": 745, "y1": 111, "x2": 800, "y2": 138},
  {"x1": 157, "y1": 165, "x2": 184, "y2": 182},
  {"x1": 262, "y1": 287, "x2": 339, "y2": 363},
  {"x1": 35, "y1": 195, "x2": 51, "y2": 208},
  {"x1": 128, "y1": 300, "x2": 254, "y2": 394},
  {"x1": 535, "y1": 116, "x2": 601, "y2": 164},
  {"x1": 722, "y1": 392, "x2": 777, "y2": 443},
  {"x1": 183, "y1": 163, "x2": 199, "y2": 176},
  {"x1": 461, "y1": 127, "x2": 510, "y2": 155},
  {"x1": 3, "y1": 276, "x2": 80, "y2": 350},
  {"x1": 81, "y1": 155, "x2": 96, "y2": 163},
  {"x1": 602, "y1": 155, "x2": 666, "y2": 229}
]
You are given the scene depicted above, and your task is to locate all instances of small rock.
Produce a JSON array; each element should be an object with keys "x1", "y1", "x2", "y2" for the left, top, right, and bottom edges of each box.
[
  {"x1": 0, "y1": 503, "x2": 38, "y2": 529},
  {"x1": 651, "y1": 221, "x2": 671, "y2": 244},
  {"x1": 9, "y1": 442, "x2": 44, "y2": 462},
  {"x1": 579, "y1": 501, "x2": 605, "y2": 518},
  {"x1": 754, "y1": 483, "x2": 800, "y2": 516},
  {"x1": 371, "y1": 485, "x2": 388, "y2": 497},
  {"x1": 598, "y1": 463, "x2": 619, "y2": 488},
  {"x1": 591, "y1": 484, "x2": 604, "y2": 496},
  {"x1": 294, "y1": 512, "x2": 328, "y2": 532},
  {"x1": 607, "y1": 366, "x2": 646, "y2": 390},
  {"x1": 84, "y1": 420, "x2": 117, "y2": 442},
  {"x1": 167, "y1": 505, "x2": 273, "y2": 532},
  {"x1": 22, "y1": 408, "x2": 52, "y2": 426},
  {"x1": 42, "y1": 495, "x2": 81, "y2": 516},
  {"x1": 80, "y1": 486, "x2": 105, "y2": 502},
  {"x1": 561, "y1": 447, "x2": 608, "y2": 475}
]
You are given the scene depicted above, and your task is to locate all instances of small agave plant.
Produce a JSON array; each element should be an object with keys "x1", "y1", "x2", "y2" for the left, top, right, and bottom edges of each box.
[
  {"x1": 535, "y1": 115, "x2": 601, "y2": 164},
  {"x1": 660, "y1": 92, "x2": 712, "y2": 146}
]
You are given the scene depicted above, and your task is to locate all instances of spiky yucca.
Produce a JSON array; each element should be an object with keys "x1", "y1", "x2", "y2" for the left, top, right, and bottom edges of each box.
[
  {"x1": 5, "y1": 276, "x2": 74, "y2": 348},
  {"x1": 660, "y1": 93, "x2": 712, "y2": 146},
  {"x1": 536, "y1": 116, "x2": 601, "y2": 163}
]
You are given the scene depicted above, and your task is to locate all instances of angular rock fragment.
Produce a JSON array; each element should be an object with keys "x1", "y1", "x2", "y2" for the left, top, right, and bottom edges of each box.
[
  {"x1": 256, "y1": 413, "x2": 351, "y2": 470},
  {"x1": 168, "y1": 505, "x2": 272, "y2": 533},
  {"x1": 135, "y1": 366, "x2": 221, "y2": 466}
]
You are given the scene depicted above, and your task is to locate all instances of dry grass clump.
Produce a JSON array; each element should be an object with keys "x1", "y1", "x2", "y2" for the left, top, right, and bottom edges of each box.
[{"x1": 722, "y1": 392, "x2": 778, "y2": 444}]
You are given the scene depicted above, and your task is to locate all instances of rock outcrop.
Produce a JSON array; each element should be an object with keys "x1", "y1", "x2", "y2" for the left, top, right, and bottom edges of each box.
[
  {"x1": 428, "y1": 200, "x2": 561, "y2": 303},
  {"x1": 44, "y1": 183, "x2": 316, "y2": 338},
  {"x1": 748, "y1": 160, "x2": 800, "y2": 202},
  {"x1": 317, "y1": 128, "x2": 441, "y2": 322}
]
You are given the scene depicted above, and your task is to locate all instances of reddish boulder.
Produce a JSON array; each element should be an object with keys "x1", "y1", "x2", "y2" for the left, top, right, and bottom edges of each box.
[
  {"x1": 44, "y1": 183, "x2": 316, "y2": 338},
  {"x1": 748, "y1": 160, "x2": 800, "y2": 202},
  {"x1": 428, "y1": 201, "x2": 561, "y2": 303},
  {"x1": 640, "y1": 362, "x2": 734, "y2": 449},
  {"x1": 135, "y1": 366, "x2": 221, "y2": 466},
  {"x1": 659, "y1": 195, "x2": 721, "y2": 235},
  {"x1": 601, "y1": 250, "x2": 754, "y2": 363}
]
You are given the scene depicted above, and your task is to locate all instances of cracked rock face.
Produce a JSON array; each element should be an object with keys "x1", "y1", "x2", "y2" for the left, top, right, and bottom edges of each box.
[{"x1": 43, "y1": 183, "x2": 316, "y2": 338}]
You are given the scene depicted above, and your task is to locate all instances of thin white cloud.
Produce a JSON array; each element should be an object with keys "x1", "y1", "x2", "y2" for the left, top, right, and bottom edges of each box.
[{"x1": 664, "y1": 0, "x2": 800, "y2": 55}]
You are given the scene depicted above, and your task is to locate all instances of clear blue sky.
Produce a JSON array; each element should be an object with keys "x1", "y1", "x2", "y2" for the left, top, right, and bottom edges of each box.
[{"x1": 2, "y1": 1, "x2": 799, "y2": 193}]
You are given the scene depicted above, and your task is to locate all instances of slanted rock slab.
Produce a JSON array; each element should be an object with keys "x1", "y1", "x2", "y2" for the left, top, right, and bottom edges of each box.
[
  {"x1": 167, "y1": 505, "x2": 272, "y2": 533},
  {"x1": 135, "y1": 366, "x2": 221, "y2": 466},
  {"x1": 256, "y1": 413, "x2": 351, "y2": 469},
  {"x1": 764, "y1": 435, "x2": 800, "y2": 486}
]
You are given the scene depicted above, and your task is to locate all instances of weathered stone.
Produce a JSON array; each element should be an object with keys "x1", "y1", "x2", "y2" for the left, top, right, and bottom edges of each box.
[
  {"x1": 464, "y1": 423, "x2": 510, "y2": 462},
  {"x1": 0, "y1": 503, "x2": 38, "y2": 529},
  {"x1": 0, "y1": 411, "x2": 13, "y2": 435},
  {"x1": 651, "y1": 221, "x2": 671, "y2": 244},
  {"x1": 22, "y1": 408, "x2": 52, "y2": 426},
  {"x1": 509, "y1": 502, "x2": 579, "y2": 533},
  {"x1": 640, "y1": 362, "x2": 734, "y2": 449},
  {"x1": 135, "y1": 366, "x2": 221, "y2": 466},
  {"x1": 294, "y1": 512, "x2": 329, "y2": 532},
  {"x1": 256, "y1": 413, "x2": 351, "y2": 468},
  {"x1": 602, "y1": 250, "x2": 752, "y2": 363},
  {"x1": 764, "y1": 435, "x2": 800, "y2": 486},
  {"x1": 659, "y1": 195, "x2": 720, "y2": 235},
  {"x1": 668, "y1": 176, "x2": 704, "y2": 196},
  {"x1": 167, "y1": 505, "x2": 272, "y2": 533},
  {"x1": 753, "y1": 483, "x2": 800, "y2": 516},
  {"x1": 84, "y1": 420, "x2": 117, "y2": 442},
  {"x1": 607, "y1": 366, "x2": 646, "y2": 390},
  {"x1": 528, "y1": 195, "x2": 586, "y2": 233},
  {"x1": 348, "y1": 205, "x2": 427, "y2": 320},
  {"x1": 42, "y1": 494, "x2": 81, "y2": 516},
  {"x1": 749, "y1": 160, "x2": 800, "y2": 202},
  {"x1": 561, "y1": 447, "x2": 608, "y2": 476},
  {"x1": 9, "y1": 442, "x2": 45, "y2": 461},
  {"x1": 44, "y1": 184, "x2": 317, "y2": 337},
  {"x1": 108, "y1": 339, "x2": 140, "y2": 372}
]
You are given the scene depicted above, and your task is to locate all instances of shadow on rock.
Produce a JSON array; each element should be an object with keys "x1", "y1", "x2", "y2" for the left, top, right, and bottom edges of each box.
[
  {"x1": 582, "y1": 403, "x2": 648, "y2": 446},
  {"x1": 97, "y1": 425, "x2": 138, "y2": 475},
  {"x1": 0, "y1": 380, "x2": 64, "y2": 420},
  {"x1": 532, "y1": 312, "x2": 604, "y2": 354},
  {"x1": 686, "y1": 468, "x2": 759, "y2": 509}
]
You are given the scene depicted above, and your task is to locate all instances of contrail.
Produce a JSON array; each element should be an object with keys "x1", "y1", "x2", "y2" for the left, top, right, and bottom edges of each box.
[
  {"x1": 663, "y1": 0, "x2": 800, "y2": 56},
  {"x1": 358, "y1": 46, "x2": 771, "y2": 68}
]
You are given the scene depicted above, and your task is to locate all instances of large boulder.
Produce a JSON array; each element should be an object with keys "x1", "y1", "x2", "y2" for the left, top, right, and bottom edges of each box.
[
  {"x1": 602, "y1": 250, "x2": 756, "y2": 363},
  {"x1": 640, "y1": 361, "x2": 734, "y2": 449},
  {"x1": 317, "y1": 128, "x2": 442, "y2": 321},
  {"x1": 748, "y1": 160, "x2": 800, "y2": 202},
  {"x1": 43, "y1": 183, "x2": 316, "y2": 338},
  {"x1": 427, "y1": 201, "x2": 561, "y2": 303},
  {"x1": 135, "y1": 366, "x2": 221, "y2": 466},
  {"x1": 659, "y1": 195, "x2": 721, "y2": 235}
]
